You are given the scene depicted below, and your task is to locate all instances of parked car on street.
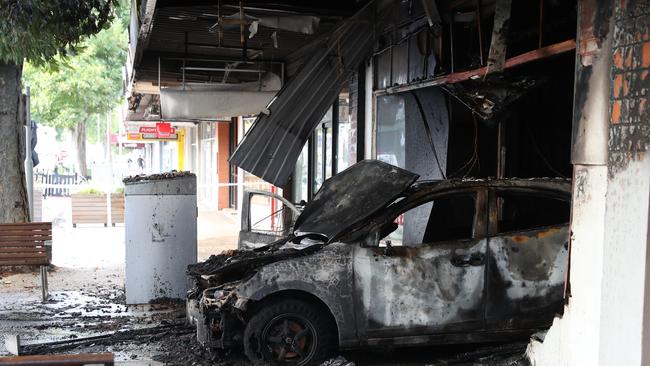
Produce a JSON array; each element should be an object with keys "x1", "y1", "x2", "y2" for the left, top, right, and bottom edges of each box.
[{"x1": 187, "y1": 160, "x2": 571, "y2": 365}]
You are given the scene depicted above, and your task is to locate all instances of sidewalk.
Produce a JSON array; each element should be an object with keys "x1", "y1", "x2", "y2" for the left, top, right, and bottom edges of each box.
[{"x1": 197, "y1": 208, "x2": 239, "y2": 261}]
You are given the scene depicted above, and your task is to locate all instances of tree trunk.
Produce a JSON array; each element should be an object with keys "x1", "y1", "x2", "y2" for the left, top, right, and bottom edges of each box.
[
  {"x1": 0, "y1": 60, "x2": 29, "y2": 223},
  {"x1": 73, "y1": 121, "x2": 88, "y2": 177}
]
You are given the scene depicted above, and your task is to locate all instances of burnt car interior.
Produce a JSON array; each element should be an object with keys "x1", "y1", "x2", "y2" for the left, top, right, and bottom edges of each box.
[{"x1": 495, "y1": 191, "x2": 570, "y2": 233}]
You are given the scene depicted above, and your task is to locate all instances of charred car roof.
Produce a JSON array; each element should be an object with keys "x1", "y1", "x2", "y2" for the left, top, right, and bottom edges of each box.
[{"x1": 293, "y1": 160, "x2": 570, "y2": 243}]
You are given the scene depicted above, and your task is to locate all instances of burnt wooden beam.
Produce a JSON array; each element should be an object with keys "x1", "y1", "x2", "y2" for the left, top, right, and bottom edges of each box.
[{"x1": 377, "y1": 39, "x2": 576, "y2": 96}]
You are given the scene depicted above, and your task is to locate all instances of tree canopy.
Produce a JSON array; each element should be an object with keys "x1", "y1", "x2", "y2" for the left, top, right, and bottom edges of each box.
[
  {"x1": 0, "y1": 0, "x2": 118, "y2": 65},
  {"x1": 23, "y1": 10, "x2": 127, "y2": 132}
]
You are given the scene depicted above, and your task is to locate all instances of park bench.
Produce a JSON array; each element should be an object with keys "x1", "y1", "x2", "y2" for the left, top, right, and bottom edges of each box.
[
  {"x1": 0, "y1": 222, "x2": 52, "y2": 301},
  {"x1": 0, "y1": 353, "x2": 114, "y2": 365}
]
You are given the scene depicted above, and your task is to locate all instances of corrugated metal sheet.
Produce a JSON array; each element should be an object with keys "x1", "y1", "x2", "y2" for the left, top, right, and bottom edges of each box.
[{"x1": 229, "y1": 3, "x2": 377, "y2": 187}]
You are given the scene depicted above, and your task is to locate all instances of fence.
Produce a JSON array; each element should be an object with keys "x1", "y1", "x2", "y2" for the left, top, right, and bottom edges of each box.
[{"x1": 33, "y1": 170, "x2": 84, "y2": 197}]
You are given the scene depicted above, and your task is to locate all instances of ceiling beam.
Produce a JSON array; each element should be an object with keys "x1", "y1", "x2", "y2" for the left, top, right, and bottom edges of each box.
[{"x1": 134, "y1": 0, "x2": 159, "y2": 67}]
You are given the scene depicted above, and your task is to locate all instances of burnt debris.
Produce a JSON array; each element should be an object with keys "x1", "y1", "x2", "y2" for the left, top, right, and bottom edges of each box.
[{"x1": 122, "y1": 171, "x2": 195, "y2": 184}]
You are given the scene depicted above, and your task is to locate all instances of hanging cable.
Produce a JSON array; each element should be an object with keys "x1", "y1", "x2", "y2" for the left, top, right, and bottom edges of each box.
[{"x1": 527, "y1": 125, "x2": 567, "y2": 178}]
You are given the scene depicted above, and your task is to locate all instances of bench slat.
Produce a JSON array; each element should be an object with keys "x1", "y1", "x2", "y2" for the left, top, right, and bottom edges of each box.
[
  {"x1": 0, "y1": 243, "x2": 45, "y2": 252},
  {"x1": 0, "y1": 352, "x2": 114, "y2": 365},
  {"x1": 0, "y1": 237, "x2": 52, "y2": 242},
  {"x1": 0, "y1": 252, "x2": 48, "y2": 259},
  {"x1": 0, "y1": 258, "x2": 49, "y2": 265},
  {"x1": 0, "y1": 230, "x2": 52, "y2": 236},
  {"x1": 0, "y1": 223, "x2": 51, "y2": 230},
  {"x1": 0, "y1": 222, "x2": 52, "y2": 267},
  {"x1": 0, "y1": 247, "x2": 46, "y2": 253}
]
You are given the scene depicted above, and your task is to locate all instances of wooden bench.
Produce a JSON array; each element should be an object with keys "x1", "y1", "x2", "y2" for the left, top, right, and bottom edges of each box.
[
  {"x1": 0, "y1": 353, "x2": 114, "y2": 365},
  {"x1": 0, "y1": 222, "x2": 52, "y2": 266},
  {"x1": 0, "y1": 222, "x2": 52, "y2": 301}
]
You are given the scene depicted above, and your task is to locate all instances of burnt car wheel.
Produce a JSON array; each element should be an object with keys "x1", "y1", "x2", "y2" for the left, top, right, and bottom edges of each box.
[{"x1": 244, "y1": 299, "x2": 335, "y2": 365}]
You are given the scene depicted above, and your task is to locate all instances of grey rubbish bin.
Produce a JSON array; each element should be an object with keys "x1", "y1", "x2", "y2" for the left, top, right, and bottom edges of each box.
[{"x1": 124, "y1": 173, "x2": 197, "y2": 304}]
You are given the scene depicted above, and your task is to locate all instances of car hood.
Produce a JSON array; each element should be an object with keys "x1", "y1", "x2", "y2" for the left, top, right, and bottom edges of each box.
[{"x1": 293, "y1": 160, "x2": 419, "y2": 242}]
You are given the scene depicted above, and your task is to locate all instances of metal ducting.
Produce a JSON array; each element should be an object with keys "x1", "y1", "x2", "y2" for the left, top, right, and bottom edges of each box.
[{"x1": 160, "y1": 72, "x2": 281, "y2": 120}]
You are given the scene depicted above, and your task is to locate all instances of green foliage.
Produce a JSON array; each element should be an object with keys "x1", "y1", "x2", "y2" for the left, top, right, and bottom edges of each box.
[
  {"x1": 23, "y1": 1, "x2": 127, "y2": 130},
  {"x1": 76, "y1": 186, "x2": 124, "y2": 195},
  {"x1": 0, "y1": 0, "x2": 118, "y2": 65},
  {"x1": 76, "y1": 187, "x2": 105, "y2": 195}
]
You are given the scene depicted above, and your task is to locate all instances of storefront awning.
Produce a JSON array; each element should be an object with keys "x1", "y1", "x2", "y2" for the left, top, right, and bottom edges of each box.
[{"x1": 229, "y1": 4, "x2": 376, "y2": 187}]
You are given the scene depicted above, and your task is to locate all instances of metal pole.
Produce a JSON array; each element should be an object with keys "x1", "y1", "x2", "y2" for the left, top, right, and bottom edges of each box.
[
  {"x1": 106, "y1": 110, "x2": 112, "y2": 227},
  {"x1": 24, "y1": 87, "x2": 33, "y2": 221},
  {"x1": 118, "y1": 104, "x2": 123, "y2": 160}
]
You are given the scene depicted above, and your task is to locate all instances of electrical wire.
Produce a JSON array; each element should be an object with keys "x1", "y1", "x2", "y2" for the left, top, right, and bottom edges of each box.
[{"x1": 526, "y1": 125, "x2": 568, "y2": 178}]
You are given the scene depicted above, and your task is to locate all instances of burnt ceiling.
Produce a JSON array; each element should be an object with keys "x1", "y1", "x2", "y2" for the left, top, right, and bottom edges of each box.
[{"x1": 133, "y1": 0, "x2": 370, "y2": 86}]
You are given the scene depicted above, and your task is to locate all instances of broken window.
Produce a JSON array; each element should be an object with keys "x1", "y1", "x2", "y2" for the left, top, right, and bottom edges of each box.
[
  {"x1": 495, "y1": 190, "x2": 569, "y2": 233},
  {"x1": 249, "y1": 193, "x2": 289, "y2": 234},
  {"x1": 376, "y1": 95, "x2": 406, "y2": 167},
  {"x1": 383, "y1": 193, "x2": 476, "y2": 246}
]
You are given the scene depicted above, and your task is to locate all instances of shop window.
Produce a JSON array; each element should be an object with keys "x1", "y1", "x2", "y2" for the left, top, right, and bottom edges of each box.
[
  {"x1": 337, "y1": 88, "x2": 357, "y2": 172},
  {"x1": 376, "y1": 95, "x2": 406, "y2": 168},
  {"x1": 313, "y1": 107, "x2": 333, "y2": 193},
  {"x1": 294, "y1": 144, "x2": 309, "y2": 203}
]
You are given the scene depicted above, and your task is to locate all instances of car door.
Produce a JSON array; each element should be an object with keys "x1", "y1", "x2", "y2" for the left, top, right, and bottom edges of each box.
[
  {"x1": 238, "y1": 190, "x2": 301, "y2": 250},
  {"x1": 353, "y1": 188, "x2": 489, "y2": 343},
  {"x1": 485, "y1": 187, "x2": 570, "y2": 329}
]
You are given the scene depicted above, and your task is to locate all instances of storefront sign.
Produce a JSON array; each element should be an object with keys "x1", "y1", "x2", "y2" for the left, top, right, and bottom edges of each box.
[{"x1": 129, "y1": 125, "x2": 179, "y2": 141}]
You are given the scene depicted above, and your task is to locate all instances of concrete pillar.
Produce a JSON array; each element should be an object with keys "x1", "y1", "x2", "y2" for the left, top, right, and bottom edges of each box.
[
  {"x1": 529, "y1": 1, "x2": 650, "y2": 364},
  {"x1": 599, "y1": 0, "x2": 650, "y2": 363}
]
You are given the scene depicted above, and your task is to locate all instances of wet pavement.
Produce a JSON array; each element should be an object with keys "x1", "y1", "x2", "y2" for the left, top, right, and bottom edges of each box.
[
  {"x1": 0, "y1": 198, "x2": 529, "y2": 365},
  {"x1": 0, "y1": 197, "x2": 240, "y2": 364}
]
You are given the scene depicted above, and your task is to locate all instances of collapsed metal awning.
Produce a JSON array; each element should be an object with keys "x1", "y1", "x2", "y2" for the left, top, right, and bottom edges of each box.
[{"x1": 229, "y1": 3, "x2": 376, "y2": 187}]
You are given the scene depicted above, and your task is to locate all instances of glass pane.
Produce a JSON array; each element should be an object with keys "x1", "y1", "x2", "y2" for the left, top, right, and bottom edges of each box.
[
  {"x1": 293, "y1": 144, "x2": 309, "y2": 203},
  {"x1": 243, "y1": 117, "x2": 255, "y2": 134},
  {"x1": 496, "y1": 192, "x2": 570, "y2": 233},
  {"x1": 250, "y1": 194, "x2": 286, "y2": 233},
  {"x1": 325, "y1": 125, "x2": 332, "y2": 179},
  {"x1": 314, "y1": 127, "x2": 323, "y2": 192},
  {"x1": 337, "y1": 90, "x2": 356, "y2": 172},
  {"x1": 376, "y1": 95, "x2": 405, "y2": 168},
  {"x1": 313, "y1": 107, "x2": 332, "y2": 193},
  {"x1": 381, "y1": 193, "x2": 476, "y2": 246}
]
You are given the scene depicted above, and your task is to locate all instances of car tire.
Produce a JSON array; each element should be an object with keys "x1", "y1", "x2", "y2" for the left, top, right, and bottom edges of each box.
[{"x1": 243, "y1": 299, "x2": 336, "y2": 365}]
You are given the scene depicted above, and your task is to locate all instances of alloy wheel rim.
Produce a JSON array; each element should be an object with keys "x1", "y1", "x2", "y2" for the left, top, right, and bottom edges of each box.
[{"x1": 261, "y1": 313, "x2": 318, "y2": 365}]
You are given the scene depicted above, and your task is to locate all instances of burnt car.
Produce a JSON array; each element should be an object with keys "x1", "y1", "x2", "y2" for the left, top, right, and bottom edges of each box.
[{"x1": 187, "y1": 160, "x2": 571, "y2": 365}]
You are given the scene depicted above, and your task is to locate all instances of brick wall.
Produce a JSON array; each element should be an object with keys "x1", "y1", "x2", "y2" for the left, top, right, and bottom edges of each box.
[{"x1": 609, "y1": 0, "x2": 650, "y2": 174}]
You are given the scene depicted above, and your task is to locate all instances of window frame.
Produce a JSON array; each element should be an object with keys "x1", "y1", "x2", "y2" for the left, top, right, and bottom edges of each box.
[
  {"x1": 376, "y1": 186, "x2": 488, "y2": 246},
  {"x1": 487, "y1": 187, "x2": 571, "y2": 236}
]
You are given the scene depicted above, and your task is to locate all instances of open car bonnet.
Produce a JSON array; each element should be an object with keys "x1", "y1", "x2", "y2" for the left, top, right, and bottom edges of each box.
[{"x1": 293, "y1": 160, "x2": 419, "y2": 242}]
